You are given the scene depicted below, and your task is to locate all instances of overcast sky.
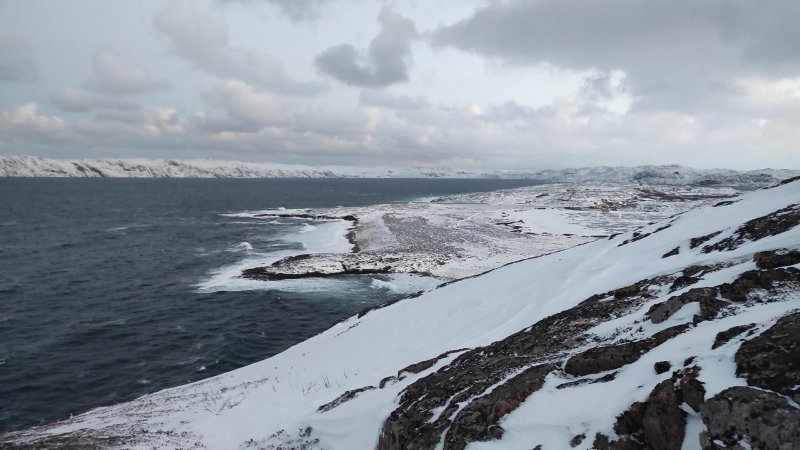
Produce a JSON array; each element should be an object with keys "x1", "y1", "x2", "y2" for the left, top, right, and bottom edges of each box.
[{"x1": 1, "y1": 0, "x2": 799, "y2": 170}]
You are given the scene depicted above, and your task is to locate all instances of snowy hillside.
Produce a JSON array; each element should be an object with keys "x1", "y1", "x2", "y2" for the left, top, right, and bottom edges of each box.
[
  {"x1": 3, "y1": 180, "x2": 798, "y2": 448},
  {"x1": 1, "y1": 155, "x2": 797, "y2": 187}
]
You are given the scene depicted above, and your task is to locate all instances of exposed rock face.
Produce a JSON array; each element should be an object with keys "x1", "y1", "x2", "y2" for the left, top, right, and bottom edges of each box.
[
  {"x1": 735, "y1": 312, "x2": 800, "y2": 403},
  {"x1": 719, "y1": 267, "x2": 800, "y2": 302},
  {"x1": 711, "y1": 323, "x2": 756, "y2": 349},
  {"x1": 754, "y1": 249, "x2": 800, "y2": 269},
  {"x1": 604, "y1": 367, "x2": 705, "y2": 450},
  {"x1": 378, "y1": 279, "x2": 666, "y2": 450},
  {"x1": 563, "y1": 324, "x2": 690, "y2": 377},
  {"x1": 378, "y1": 251, "x2": 800, "y2": 450},
  {"x1": 647, "y1": 288, "x2": 717, "y2": 324},
  {"x1": 700, "y1": 387, "x2": 800, "y2": 450},
  {"x1": 703, "y1": 203, "x2": 800, "y2": 253}
]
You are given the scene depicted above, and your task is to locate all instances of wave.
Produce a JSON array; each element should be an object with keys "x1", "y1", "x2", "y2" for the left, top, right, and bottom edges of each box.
[{"x1": 195, "y1": 218, "x2": 353, "y2": 293}]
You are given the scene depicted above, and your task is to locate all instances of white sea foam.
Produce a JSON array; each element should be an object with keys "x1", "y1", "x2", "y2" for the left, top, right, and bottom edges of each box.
[
  {"x1": 232, "y1": 242, "x2": 253, "y2": 252},
  {"x1": 195, "y1": 218, "x2": 353, "y2": 293},
  {"x1": 298, "y1": 223, "x2": 316, "y2": 233}
]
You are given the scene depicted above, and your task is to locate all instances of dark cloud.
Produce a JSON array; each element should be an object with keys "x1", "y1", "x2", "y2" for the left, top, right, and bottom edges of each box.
[
  {"x1": 315, "y1": 8, "x2": 417, "y2": 87},
  {"x1": 0, "y1": 33, "x2": 37, "y2": 82},
  {"x1": 432, "y1": 0, "x2": 800, "y2": 112}
]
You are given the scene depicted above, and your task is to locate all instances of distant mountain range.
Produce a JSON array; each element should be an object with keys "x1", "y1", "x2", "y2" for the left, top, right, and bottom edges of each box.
[{"x1": 1, "y1": 155, "x2": 797, "y2": 188}]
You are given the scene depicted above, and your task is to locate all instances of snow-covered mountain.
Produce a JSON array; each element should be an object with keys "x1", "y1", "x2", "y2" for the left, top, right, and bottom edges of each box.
[
  {"x1": 3, "y1": 178, "x2": 798, "y2": 448},
  {"x1": 1, "y1": 155, "x2": 797, "y2": 188}
]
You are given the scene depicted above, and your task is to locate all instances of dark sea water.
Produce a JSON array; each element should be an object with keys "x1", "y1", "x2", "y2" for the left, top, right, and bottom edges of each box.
[{"x1": 0, "y1": 177, "x2": 542, "y2": 432}]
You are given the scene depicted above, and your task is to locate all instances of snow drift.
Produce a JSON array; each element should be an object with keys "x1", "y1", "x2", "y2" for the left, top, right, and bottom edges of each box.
[{"x1": 2, "y1": 178, "x2": 799, "y2": 449}]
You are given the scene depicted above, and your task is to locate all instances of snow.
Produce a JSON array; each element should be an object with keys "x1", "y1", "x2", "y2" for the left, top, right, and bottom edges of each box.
[
  {"x1": 3, "y1": 179, "x2": 799, "y2": 449},
  {"x1": 1, "y1": 155, "x2": 797, "y2": 187}
]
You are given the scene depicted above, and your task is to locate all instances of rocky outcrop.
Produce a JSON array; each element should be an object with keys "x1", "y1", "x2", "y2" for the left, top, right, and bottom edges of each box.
[
  {"x1": 597, "y1": 367, "x2": 706, "y2": 450},
  {"x1": 735, "y1": 312, "x2": 800, "y2": 403},
  {"x1": 563, "y1": 324, "x2": 691, "y2": 377},
  {"x1": 753, "y1": 249, "x2": 800, "y2": 269},
  {"x1": 378, "y1": 250, "x2": 800, "y2": 450},
  {"x1": 718, "y1": 267, "x2": 800, "y2": 302},
  {"x1": 377, "y1": 278, "x2": 667, "y2": 450},
  {"x1": 700, "y1": 387, "x2": 800, "y2": 450},
  {"x1": 703, "y1": 204, "x2": 800, "y2": 253}
]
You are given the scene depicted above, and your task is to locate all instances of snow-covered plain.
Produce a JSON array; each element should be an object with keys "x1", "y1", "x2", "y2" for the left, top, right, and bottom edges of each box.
[
  {"x1": 228, "y1": 183, "x2": 740, "y2": 283},
  {"x1": 3, "y1": 178, "x2": 798, "y2": 448}
]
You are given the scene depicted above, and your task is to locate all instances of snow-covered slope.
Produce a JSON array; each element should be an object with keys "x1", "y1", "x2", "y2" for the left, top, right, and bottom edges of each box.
[
  {"x1": 3, "y1": 180, "x2": 798, "y2": 448},
  {"x1": 1, "y1": 155, "x2": 797, "y2": 187}
]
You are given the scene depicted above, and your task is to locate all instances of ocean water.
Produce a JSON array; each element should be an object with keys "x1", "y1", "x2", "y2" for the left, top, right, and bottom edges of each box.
[{"x1": 0, "y1": 177, "x2": 542, "y2": 431}]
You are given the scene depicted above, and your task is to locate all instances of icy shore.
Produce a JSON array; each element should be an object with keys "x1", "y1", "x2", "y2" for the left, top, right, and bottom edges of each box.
[
  {"x1": 234, "y1": 183, "x2": 740, "y2": 283},
  {"x1": 3, "y1": 177, "x2": 799, "y2": 449}
]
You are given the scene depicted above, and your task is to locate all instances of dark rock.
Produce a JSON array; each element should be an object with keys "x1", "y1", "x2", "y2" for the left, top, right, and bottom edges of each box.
[
  {"x1": 678, "y1": 366, "x2": 706, "y2": 413},
  {"x1": 735, "y1": 312, "x2": 800, "y2": 403},
  {"x1": 640, "y1": 379, "x2": 686, "y2": 450},
  {"x1": 702, "y1": 203, "x2": 800, "y2": 253},
  {"x1": 317, "y1": 386, "x2": 376, "y2": 413},
  {"x1": 700, "y1": 386, "x2": 800, "y2": 449},
  {"x1": 654, "y1": 361, "x2": 672, "y2": 374},
  {"x1": 713, "y1": 200, "x2": 738, "y2": 207},
  {"x1": 683, "y1": 266, "x2": 705, "y2": 277},
  {"x1": 668, "y1": 264, "x2": 717, "y2": 292},
  {"x1": 718, "y1": 267, "x2": 800, "y2": 302},
  {"x1": 647, "y1": 288, "x2": 717, "y2": 324},
  {"x1": 398, "y1": 349, "x2": 469, "y2": 377},
  {"x1": 753, "y1": 249, "x2": 800, "y2": 269},
  {"x1": 442, "y1": 364, "x2": 554, "y2": 450},
  {"x1": 611, "y1": 367, "x2": 704, "y2": 450},
  {"x1": 690, "y1": 231, "x2": 722, "y2": 249},
  {"x1": 696, "y1": 295, "x2": 728, "y2": 323},
  {"x1": 711, "y1": 324, "x2": 756, "y2": 349},
  {"x1": 662, "y1": 247, "x2": 680, "y2": 258},
  {"x1": 593, "y1": 433, "x2": 611, "y2": 450},
  {"x1": 379, "y1": 376, "x2": 397, "y2": 389},
  {"x1": 569, "y1": 433, "x2": 586, "y2": 447},
  {"x1": 776, "y1": 175, "x2": 800, "y2": 186},
  {"x1": 556, "y1": 371, "x2": 617, "y2": 389},
  {"x1": 613, "y1": 285, "x2": 641, "y2": 299},
  {"x1": 378, "y1": 277, "x2": 662, "y2": 450},
  {"x1": 564, "y1": 324, "x2": 691, "y2": 376}
]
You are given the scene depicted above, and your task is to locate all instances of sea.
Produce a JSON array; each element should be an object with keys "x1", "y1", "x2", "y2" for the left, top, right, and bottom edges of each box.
[{"x1": 0, "y1": 177, "x2": 542, "y2": 432}]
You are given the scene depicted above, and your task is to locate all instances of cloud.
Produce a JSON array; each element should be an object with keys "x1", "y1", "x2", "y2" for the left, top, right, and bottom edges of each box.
[
  {"x1": 87, "y1": 50, "x2": 169, "y2": 96},
  {"x1": 315, "y1": 7, "x2": 417, "y2": 87},
  {"x1": 198, "y1": 80, "x2": 284, "y2": 131},
  {"x1": 0, "y1": 33, "x2": 37, "y2": 82},
  {"x1": 432, "y1": 0, "x2": 800, "y2": 112},
  {"x1": 155, "y1": 0, "x2": 238, "y2": 76},
  {"x1": 220, "y1": 0, "x2": 332, "y2": 21},
  {"x1": 359, "y1": 90, "x2": 429, "y2": 111},
  {"x1": 244, "y1": 50, "x2": 327, "y2": 96},
  {"x1": 52, "y1": 88, "x2": 140, "y2": 112},
  {"x1": 155, "y1": 0, "x2": 325, "y2": 96},
  {"x1": 2, "y1": 102, "x2": 65, "y2": 132}
]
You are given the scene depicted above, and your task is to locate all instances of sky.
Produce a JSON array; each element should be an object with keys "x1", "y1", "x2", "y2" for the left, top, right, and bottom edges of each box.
[{"x1": 1, "y1": 0, "x2": 799, "y2": 170}]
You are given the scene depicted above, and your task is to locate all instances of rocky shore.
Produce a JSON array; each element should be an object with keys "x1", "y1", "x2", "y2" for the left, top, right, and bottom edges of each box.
[{"x1": 2, "y1": 179, "x2": 798, "y2": 449}]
